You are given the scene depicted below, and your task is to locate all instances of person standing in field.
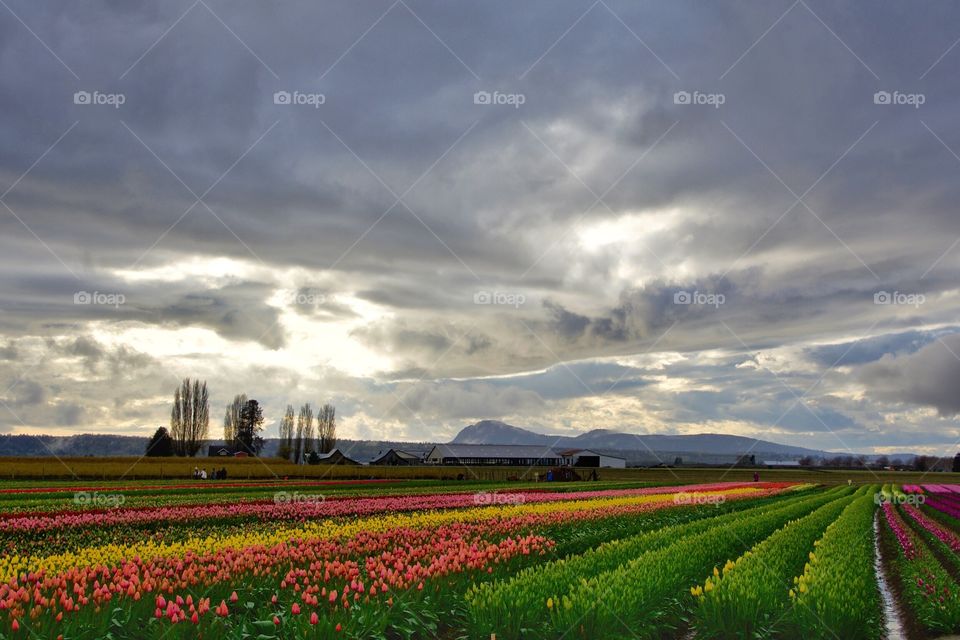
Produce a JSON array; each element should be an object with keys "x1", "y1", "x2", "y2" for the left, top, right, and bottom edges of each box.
[{"x1": 753, "y1": 471, "x2": 759, "y2": 482}]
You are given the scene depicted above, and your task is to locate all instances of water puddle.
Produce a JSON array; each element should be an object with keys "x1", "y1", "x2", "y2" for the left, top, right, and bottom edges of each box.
[{"x1": 875, "y1": 511, "x2": 907, "y2": 640}]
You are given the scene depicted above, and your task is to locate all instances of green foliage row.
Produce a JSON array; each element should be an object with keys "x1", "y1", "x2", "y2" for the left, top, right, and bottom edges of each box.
[
  {"x1": 468, "y1": 485, "x2": 851, "y2": 639},
  {"x1": 693, "y1": 486, "x2": 863, "y2": 639},
  {"x1": 787, "y1": 487, "x2": 883, "y2": 640}
]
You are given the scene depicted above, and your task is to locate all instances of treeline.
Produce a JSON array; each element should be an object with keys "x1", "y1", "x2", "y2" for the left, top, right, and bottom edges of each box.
[
  {"x1": 144, "y1": 378, "x2": 336, "y2": 461},
  {"x1": 276, "y1": 403, "x2": 337, "y2": 464},
  {"x1": 797, "y1": 453, "x2": 960, "y2": 472}
]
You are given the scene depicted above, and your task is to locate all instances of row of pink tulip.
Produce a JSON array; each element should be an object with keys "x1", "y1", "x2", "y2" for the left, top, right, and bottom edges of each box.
[
  {"x1": 883, "y1": 502, "x2": 917, "y2": 559},
  {"x1": 902, "y1": 504, "x2": 960, "y2": 552},
  {"x1": 921, "y1": 485, "x2": 960, "y2": 493},
  {"x1": 0, "y1": 478, "x2": 397, "y2": 496},
  {"x1": 0, "y1": 482, "x2": 769, "y2": 532}
]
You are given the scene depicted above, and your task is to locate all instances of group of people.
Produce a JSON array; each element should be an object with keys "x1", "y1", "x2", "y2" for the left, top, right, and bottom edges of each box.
[{"x1": 192, "y1": 467, "x2": 227, "y2": 480}]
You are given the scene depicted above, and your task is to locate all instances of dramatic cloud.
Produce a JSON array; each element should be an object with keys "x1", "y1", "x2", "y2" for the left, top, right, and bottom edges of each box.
[
  {"x1": 860, "y1": 335, "x2": 960, "y2": 417},
  {"x1": 1, "y1": 1, "x2": 959, "y2": 453}
]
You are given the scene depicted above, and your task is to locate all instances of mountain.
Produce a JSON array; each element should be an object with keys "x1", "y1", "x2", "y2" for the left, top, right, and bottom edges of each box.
[
  {"x1": 451, "y1": 420, "x2": 913, "y2": 464},
  {"x1": 1, "y1": 423, "x2": 917, "y2": 464},
  {"x1": 452, "y1": 420, "x2": 557, "y2": 446}
]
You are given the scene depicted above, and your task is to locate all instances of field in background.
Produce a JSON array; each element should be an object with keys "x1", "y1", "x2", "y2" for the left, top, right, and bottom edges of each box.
[{"x1": 1, "y1": 455, "x2": 957, "y2": 485}]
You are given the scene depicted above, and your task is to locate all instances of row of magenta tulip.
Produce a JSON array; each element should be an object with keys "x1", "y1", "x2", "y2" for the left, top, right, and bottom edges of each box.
[{"x1": 881, "y1": 495, "x2": 960, "y2": 635}]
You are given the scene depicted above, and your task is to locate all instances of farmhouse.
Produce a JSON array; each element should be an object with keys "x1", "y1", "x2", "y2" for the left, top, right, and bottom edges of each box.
[{"x1": 206, "y1": 446, "x2": 248, "y2": 457}]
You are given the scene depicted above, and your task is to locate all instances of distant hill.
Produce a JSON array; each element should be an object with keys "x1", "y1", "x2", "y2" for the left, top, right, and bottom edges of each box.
[
  {"x1": 0, "y1": 434, "x2": 149, "y2": 457},
  {"x1": 1, "y1": 421, "x2": 917, "y2": 465},
  {"x1": 451, "y1": 420, "x2": 915, "y2": 464}
]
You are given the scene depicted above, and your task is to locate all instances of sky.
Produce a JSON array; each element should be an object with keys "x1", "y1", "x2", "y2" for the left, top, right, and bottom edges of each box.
[{"x1": 1, "y1": 1, "x2": 959, "y2": 455}]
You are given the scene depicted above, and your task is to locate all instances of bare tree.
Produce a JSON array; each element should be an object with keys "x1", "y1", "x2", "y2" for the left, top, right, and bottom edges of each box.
[
  {"x1": 223, "y1": 394, "x2": 247, "y2": 448},
  {"x1": 293, "y1": 409, "x2": 304, "y2": 464},
  {"x1": 317, "y1": 403, "x2": 336, "y2": 454},
  {"x1": 184, "y1": 380, "x2": 208, "y2": 456},
  {"x1": 169, "y1": 378, "x2": 208, "y2": 456},
  {"x1": 297, "y1": 403, "x2": 314, "y2": 461},
  {"x1": 277, "y1": 404, "x2": 295, "y2": 461},
  {"x1": 170, "y1": 383, "x2": 186, "y2": 456}
]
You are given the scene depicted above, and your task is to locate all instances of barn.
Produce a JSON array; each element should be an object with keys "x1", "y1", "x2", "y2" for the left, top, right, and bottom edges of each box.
[
  {"x1": 424, "y1": 444, "x2": 570, "y2": 467},
  {"x1": 369, "y1": 449, "x2": 423, "y2": 465},
  {"x1": 312, "y1": 448, "x2": 361, "y2": 465},
  {"x1": 763, "y1": 460, "x2": 801, "y2": 469},
  {"x1": 558, "y1": 448, "x2": 627, "y2": 469}
]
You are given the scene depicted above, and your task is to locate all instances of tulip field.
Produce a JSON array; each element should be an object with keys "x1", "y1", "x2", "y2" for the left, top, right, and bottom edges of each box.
[{"x1": 3, "y1": 479, "x2": 960, "y2": 638}]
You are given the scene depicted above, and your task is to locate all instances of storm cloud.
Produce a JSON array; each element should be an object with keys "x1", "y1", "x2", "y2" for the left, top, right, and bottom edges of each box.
[{"x1": 1, "y1": 1, "x2": 959, "y2": 453}]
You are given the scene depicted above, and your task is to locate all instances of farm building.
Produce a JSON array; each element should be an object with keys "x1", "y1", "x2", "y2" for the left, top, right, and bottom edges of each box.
[
  {"x1": 313, "y1": 448, "x2": 361, "y2": 465},
  {"x1": 763, "y1": 460, "x2": 801, "y2": 469},
  {"x1": 557, "y1": 448, "x2": 627, "y2": 469},
  {"x1": 425, "y1": 444, "x2": 570, "y2": 467},
  {"x1": 206, "y1": 446, "x2": 248, "y2": 457},
  {"x1": 369, "y1": 449, "x2": 423, "y2": 465}
]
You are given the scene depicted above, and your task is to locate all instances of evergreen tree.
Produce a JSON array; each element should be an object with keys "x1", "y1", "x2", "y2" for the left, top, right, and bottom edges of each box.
[{"x1": 145, "y1": 426, "x2": 174, "y2": 457}]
